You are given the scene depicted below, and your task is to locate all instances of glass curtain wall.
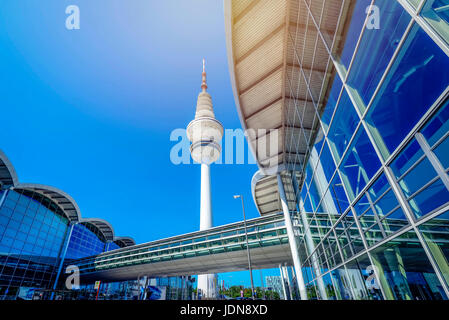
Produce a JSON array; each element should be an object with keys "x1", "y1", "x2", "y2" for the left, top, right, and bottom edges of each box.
[
  {"x1": 287, "y1": 0, "x2": 449, "y2": 300},
  {"x1": 0, "y1": 189, "x2": 69, "y2": 299},
  {"x1": 70, "y1": 276, "x2": 193, "y2": 300},
  {"x1": 65, "y1": 223, "x2": 108, "y2": 261}
]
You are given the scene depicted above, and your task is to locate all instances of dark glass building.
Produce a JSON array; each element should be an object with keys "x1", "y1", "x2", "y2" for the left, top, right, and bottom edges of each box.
[{"x1": 0, "y1": 150, "x2": 136, "y2": 300}]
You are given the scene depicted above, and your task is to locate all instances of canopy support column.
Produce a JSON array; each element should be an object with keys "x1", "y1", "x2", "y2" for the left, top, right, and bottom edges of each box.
[{"x1": 277, "y1": 173, "x2": 307, "y2": 300}]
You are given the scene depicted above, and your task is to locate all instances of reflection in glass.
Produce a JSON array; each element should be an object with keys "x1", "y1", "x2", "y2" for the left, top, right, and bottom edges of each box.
[
  {"x1": 408, "y1": 177, "x2": 449, "y2": 219},
  {"x1": 334, "y1": 0, "x2": 373, "y2": 74},
  {"x1": 391, "y1": 135, "x2": 449, "y2": 219},
  {"x1": 339, "y1": 127, "x2": 381, "y2": 201},
  {"x1": 419, "y1": 210, "x2": 449, "y2": 288},
  {"x1": 347, "y1": 0, "x2": 410, "y2": 110},
  {"x1": 366, "y1": 24, "x2": 449, "y2": 159},
  {"x1": 329, "y1": 174, "x2": 349, "y2": 215},
  {"x1": 421, "y1": 0, "x2": 449, "y2": 45},
  {"x1": 331, "y1": 267, "x2": 353, "y2": 300},
  {"x1": 421, "y1": 99, "x2": 449, "y2": 147},
  {"x1": 322, "y1": 272, "x2": 338, "y2": 300},
  {"x1": 327, "y1": 90, "x2": 360, "y2": 163},
  {"x1": 320, "y1": 72, "x2": 343, "y2": 132},
  {"x1": 345, "y1": 254, "x2": 383, "y2": 300},
  {"x1": 0, "y1": 190, "x2": 69, "y2": 298},
  {"x1": 370, "y1": 229, "x2": 447, "y2": 300}
]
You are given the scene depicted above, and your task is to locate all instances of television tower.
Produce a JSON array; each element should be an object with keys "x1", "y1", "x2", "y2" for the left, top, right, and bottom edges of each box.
[{"x1": 186, "y1": 59, "x2": 223, "y2": 299}]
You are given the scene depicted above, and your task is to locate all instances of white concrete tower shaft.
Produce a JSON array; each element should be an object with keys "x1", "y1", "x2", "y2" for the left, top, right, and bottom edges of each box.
[
  {"x1": 200, "y1": 163, "x2": 212, "y2": 230},
  {"x1": 186, "y1": 59, "x2": 223, "y2": 299}
]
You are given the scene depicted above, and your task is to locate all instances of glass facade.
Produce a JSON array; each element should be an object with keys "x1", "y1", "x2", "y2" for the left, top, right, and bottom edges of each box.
[
  {"x1": 64, "y1": 276, "x2": 194, "y2": 300},
  {"x1": 0, "y1": 189, "x2": 69, "y2": 299},
  {"x1": 0, "y1": 181, "x2": 135, "y2": 299},
  {"x1": 65, "y1": 223, "x2": 107, "y2": 261},
  {"x1": 286, "y1": 0, "x2": 449, "y2": 300}
]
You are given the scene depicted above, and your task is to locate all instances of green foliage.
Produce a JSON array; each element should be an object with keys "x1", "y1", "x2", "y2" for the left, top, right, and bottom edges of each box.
[{"x1": 220, "y1": 286, "x2": 281, "y2": 300}]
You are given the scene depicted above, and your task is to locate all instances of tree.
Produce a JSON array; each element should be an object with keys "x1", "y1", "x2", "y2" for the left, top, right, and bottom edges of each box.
[
  {"x1": 221, "y1": 285, "x2": 245, "y2": 298},
  {"x1": 263, "y1": 289, "x2": 280, "y2": 300},
  {"x1": 243, "y1": 288, "x2": 252, "y2": 298}
]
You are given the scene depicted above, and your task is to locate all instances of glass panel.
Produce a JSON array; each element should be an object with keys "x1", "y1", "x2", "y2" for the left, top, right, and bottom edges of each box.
[
  {"x1": 366, "y1": 24, "x2": 449, "y2": 159},
  {"x1": 328, "y1": 174, "x2": 350, "y2": 217},
  {"x1": 345, "y1": 255, "x2": 383, "y2": 300},
  {"x1": 408, "y1": 0, "x2": 422, "y2": 9},
  {"x1": 370, "y1": 229, "x2": 447, "y2": 300},
  {"x1": 367, "y1": 174, "x2": 390, "y2": 203},
  {"x1": 303, "y1": 259, "x2": 315, "y2": 284},
  {"x1": 313, "y1": 128, "x2": 325, "y2": 158},
  {"x1": 373, "y1": 189, "x2": 400, "y2": 218},
  {"x1": 391, "y1": 139, "x2": 424, "y2": 179},
  {"x1": 305, "y1": 161, "x2": 314, "y2": 189},
  {"x1": 304, "y1": 194, "x2": 314, "y2": 213},
  {"x1": 320, "y1": 141, "x2": 336, "y2": 183},
  {"x1": 339, "y1": 127, "x2": 382, "y2": 201},
  {"x1": 349, "y1": 223, "x2": 365, "y2": 254},
  {"x1": 359, "y1": 209, "x2": 377, "y2": 230},
  {"x1": 365, "y1": 223, "x2": 385, "y2": 246},
  {"x1": 421, "y1": 0, "x2": 449, "y2": 45},
  {"x1": 322, "y1": 272, "x2": 338, "y2": 300},
  {"x1": 335, "y1": 216, "x2": 361, "y2": 260},
  {"x1": 418, "y1": 210, "x2": 449, "y2": 288},
  {"x1": 399, "y1": 157, "x2": 439, "y2": 198},
  {"x1": 66, "y1": 223, "x2": 107, "y2": 260},
  {"x1": 354, "y1": 194, "x2": 371, "y2": 216},
  {"x1": 434, "y1": 136, "x2": 449, "y2": 170},
  {"x1": 308, "y1": 178, "x2": 321, "y2": 213},
  {"x1": 334, "y1": 0, "x2": 373, "y2": 74},
  {"x1": 347, "y1": 0, "x2": 411, "y2": 110},
  {"x1": 306, "y1": 281, "x2": 318, "y2": 300},
  {"x1": 421, "y1": 99, "x2": 449, "y2": 147},
  {"x1": 327, "y1": 90, "x2": 360, "y2": 163},
  {"x1": 331, "y1": 267, "x2": 353, "y2": 300},
  {"x1": 424, "y1": 100, "x2": 449, "y2": 170},
  {"x1": 408, "y1": 177, "x2": 449, "y2": 218},
  {"x1": 381, "y1": 207, "x2": 410, "y2": 236},
  {"x1": 320, "y1": 73, "x2": 343, "y2": 132},
  {"x1": 309, "y1": 130, "x2": 325, "y2": 176}
]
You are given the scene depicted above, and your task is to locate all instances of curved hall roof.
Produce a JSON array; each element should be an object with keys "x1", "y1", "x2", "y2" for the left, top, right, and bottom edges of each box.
[
  {"x1": 80, "y1": 218, "x2": 115, "y2": 242},
  {"x1": 225, "y1": 0, "x2": 347, "y2": 178},
  {"x1": 251, "y1": 170, "x2": 300, "y2": 215},
  {"x1": 114, "y1": 237, "x2": 136, "y2": 247},
  {"x1": 0, "y1": 150, "x2": 19, "y2": 188},
  {"x1": 15, "y1": 183, "x2": 82, "y2": 223}
]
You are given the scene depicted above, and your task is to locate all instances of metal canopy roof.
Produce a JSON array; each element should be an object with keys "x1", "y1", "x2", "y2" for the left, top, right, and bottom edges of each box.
[
  {"x1": 0, "y1": 150, "x2": 19, "y2": 188},
  {"x1": 15, "y1": 183, "x2": 82, "y2": 223},
  {"x1": 81, "y1": 218, "x2": 115, "y2": 242},
  {"x1": 225, "y1": 0, "x2": 344, "y2": 177},
  {"x1": 114, "y1": 237, "x2": 136, "y2": 247},
  {"x1": 252, "y1": 170, "x2": 300, "y2": 215}
]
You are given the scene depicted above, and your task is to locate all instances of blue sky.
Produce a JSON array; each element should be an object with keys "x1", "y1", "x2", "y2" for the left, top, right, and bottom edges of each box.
[{"x1": 0, "y1": 0, "x2": 279, "y2": 286}]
